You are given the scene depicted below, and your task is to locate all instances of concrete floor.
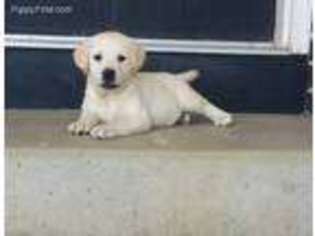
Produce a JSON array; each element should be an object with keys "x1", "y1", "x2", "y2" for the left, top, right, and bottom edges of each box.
[{"x1": 5, "y1": 110, "x2": 312, "y2": 236}]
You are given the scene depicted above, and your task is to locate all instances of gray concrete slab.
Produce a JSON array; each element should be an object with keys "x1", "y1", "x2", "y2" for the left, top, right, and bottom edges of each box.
[
  {"x1": 6, "y1": 110, "x2": 312, "y2": 151},
  {"x1": 5, "y1": 110, "x2": 312, "y2": 236}
]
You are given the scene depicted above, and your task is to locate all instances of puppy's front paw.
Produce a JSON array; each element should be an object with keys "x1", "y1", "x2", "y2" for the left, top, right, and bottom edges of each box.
[
  {"x1": 68, "y1": 121, "x2": 93, "y2": 135},
  {"x1": 90, "y1": 125, "x2": 115, "y2": 139},
  {"x1": 213, "y1": 112, "x2": 233, "y2": 126}
]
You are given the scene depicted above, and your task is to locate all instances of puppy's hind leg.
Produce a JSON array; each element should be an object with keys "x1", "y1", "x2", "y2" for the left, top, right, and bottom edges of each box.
[{"x1": 178, "y1": 84, "x2": 233, "y2": 126}]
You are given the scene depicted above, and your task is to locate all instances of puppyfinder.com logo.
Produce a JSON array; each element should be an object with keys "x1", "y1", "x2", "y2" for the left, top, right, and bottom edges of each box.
[{"x1": 10, "y1": 4, "x2": 73, "y2": 16}]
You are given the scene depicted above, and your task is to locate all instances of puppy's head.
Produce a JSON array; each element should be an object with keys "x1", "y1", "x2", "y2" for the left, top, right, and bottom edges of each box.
[{"x1": 73, "y1": 32, "x2": 146, "y2": 90}]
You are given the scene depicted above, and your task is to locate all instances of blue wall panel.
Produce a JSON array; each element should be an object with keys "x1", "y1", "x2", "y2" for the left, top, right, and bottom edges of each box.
[
  {"x1": 6, "y1": 0, "x2": 275, "y2": 41},
  {"x1": 5, "y1": 49, "x2": 307, "y2": 113}
]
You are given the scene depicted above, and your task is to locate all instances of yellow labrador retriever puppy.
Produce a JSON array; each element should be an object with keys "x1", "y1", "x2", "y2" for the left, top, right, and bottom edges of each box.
[{"x1": 68, "y1": 32, "x2": 233, "y2": 139}]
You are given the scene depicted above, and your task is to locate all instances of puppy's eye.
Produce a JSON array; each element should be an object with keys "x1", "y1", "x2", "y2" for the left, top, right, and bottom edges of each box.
[
  {"x1": 93, "y1": 54, "x2": 102, "y2": 61},
  {"x1": 117, "y1": 54, "x2": 126, "y2": 62}
]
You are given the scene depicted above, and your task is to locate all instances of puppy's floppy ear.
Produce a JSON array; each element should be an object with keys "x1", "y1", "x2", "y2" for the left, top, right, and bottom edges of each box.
[
  {"x1": 73, "y1": 41, "x2": 89, "y2": 74},
  {"x1": 132, "y1": 43, "x2": 146, "y2": 72}
]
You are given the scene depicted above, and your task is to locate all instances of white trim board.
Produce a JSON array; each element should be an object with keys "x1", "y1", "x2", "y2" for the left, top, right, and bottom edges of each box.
[
  {"x1": 274, "y1": 0, "x2": 312, "y2": 54},
  {"x1": 5, "y1": 34, "x2": 290, "y2": 55}
]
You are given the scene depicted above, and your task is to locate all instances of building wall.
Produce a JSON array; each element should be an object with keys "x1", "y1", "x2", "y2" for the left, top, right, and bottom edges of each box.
[{"x1": 5, "y1": 49, "x2": 307, "y2": 113}]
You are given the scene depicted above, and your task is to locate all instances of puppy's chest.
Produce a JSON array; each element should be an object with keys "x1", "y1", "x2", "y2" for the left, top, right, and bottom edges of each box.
[{"x1": 87, "y1": 95, "x2": 141, "y2": 123}]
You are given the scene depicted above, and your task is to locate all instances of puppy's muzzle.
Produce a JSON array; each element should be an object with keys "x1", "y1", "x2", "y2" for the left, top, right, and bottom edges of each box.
[{"x1": 102, "y1": 69, "x2": 117, "y2": 89}]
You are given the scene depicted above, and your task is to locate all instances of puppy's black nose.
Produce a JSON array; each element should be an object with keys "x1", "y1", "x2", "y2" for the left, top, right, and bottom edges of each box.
[{"x1": 102, "y1": 69, "x2": 115, "y2": 83}]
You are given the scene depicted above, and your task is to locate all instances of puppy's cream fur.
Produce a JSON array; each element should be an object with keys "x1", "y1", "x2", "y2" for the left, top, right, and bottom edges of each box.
[{"x1": 68, "y1": 32, "x2": 233, "y2": 139}]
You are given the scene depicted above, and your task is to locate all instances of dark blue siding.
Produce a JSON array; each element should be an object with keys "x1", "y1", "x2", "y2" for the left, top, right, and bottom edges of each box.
[
  {"x1": 5, "y1": 49, "x2": 307, "y2": 113},
  {"x1": 6, "y1": 0, "x2": 275, "y2": 41}
]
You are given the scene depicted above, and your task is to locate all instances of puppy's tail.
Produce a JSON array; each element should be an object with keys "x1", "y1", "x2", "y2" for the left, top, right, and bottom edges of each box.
[{"x1": 176, "y1": 70, "x2": 200, "y2": 82}]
